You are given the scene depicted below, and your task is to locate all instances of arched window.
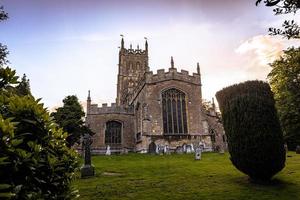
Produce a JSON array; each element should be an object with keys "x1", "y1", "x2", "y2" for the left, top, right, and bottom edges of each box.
[
  {"x1": 162, "y1": 88, "x2": 188, "y2": 134},
  {"x1": 105, "y1": 121, "x2": 122, "y2": 144}
]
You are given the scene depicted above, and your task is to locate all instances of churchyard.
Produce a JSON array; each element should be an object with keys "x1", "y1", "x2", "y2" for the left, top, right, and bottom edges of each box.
[{"x1": 74, "y1": 152, "x2": 300, "y2": 200}]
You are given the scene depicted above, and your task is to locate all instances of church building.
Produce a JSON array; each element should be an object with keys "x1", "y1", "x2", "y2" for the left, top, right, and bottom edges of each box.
[{"x1": 86, "y1": 38, "x2": 226, "y2": 154}]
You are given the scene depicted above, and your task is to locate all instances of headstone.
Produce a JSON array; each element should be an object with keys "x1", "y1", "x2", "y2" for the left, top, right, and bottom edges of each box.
[
  {"x1": 176, "y1": 146, "x2": 183, "y2": 154},
  {"x1": 156, "y1": 144, "x2": 159, "y2": 154},
  {"x1": 148, "y1": 141, "x2": 156, "y2": 154},
  {"x1": 191, "y1": 143, "x2": 194, "y2": 152},
  {"x1": 296, "y1": 145, "x2": 300, "y2": 154},
  {"x1": 164, "y1": 145, "x2": 170, "y2": 155},
  {"x1": 105, "y1": 145, "x2": 111, "y2": 155},
  {"x1": 195, "y1": 147, "x2": 202, "y2": 160},
  {"x1": 199, "y1": 141, "x2": 205, "y2": 151},
  {"x1": 182, "y1": 144, "x2": 187, "y2": 153},
  {"x1": 186, "y1": 145, "x2": 192, "y2": 154},
  {"x1": 122, "y1": 148, "x2": 129, "y2": 154},
  {"x1": 81, "y1": 134, "x2": 95, "y2": 178}
]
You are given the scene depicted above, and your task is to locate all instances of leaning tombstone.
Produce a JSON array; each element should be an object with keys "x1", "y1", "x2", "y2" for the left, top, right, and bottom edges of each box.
[
  {"x1": 195, "y1": 147, "x2": 202, "y2": 160},
  {"x1": 105, "y1": 145, "x2": 111, "y2": 156},
  {"x1": 81, "y1": 134, "x2": 95, "y2": 178},
  {"x1": 296, "y1": 145, "x2": 300, "y2": 154}
]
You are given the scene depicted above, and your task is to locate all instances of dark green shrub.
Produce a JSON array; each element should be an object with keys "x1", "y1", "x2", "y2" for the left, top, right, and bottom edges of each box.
[
  {"x1": 0, "y1": 94, "x2": 79, "y2": 199},
  {"x1": 216, "y1": 80, "x2": 285, "y2": 181}
]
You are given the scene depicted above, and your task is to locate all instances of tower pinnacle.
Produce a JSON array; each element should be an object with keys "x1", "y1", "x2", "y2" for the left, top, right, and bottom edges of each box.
[
  {"x1": 197, "y1": 62, "x2": 200, "y2": 75},
  {"x1": 171, "y1": 56, "x2": 174, "y2": 68},
  {"x1": 120, "y1": 34, "x2": 124, "y2": 49},
  {"x1": 144, "y1": 37, "x2": 148, "y2": 52},
  {"x1": 87, "y1": 90, "x2": 91, "y2": 101}
]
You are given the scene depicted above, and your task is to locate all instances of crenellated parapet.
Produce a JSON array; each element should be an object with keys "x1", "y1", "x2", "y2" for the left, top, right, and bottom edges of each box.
[
  {"x1": 146, "y1": 68, "x2": 201, "y2": 85},
  {"x1": 88, "y1": 102, "x2": 134, "y2": 115},
  {"x1": 121, "y1": 48, "x2": 147, "y2": 55},
  {"x1": 129, "y1": 66, "x2": 202, "y2": 104}
]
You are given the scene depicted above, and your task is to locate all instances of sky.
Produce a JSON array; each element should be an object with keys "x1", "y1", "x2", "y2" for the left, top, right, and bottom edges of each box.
[{"x1": 1, "y1": 0, "x2": 300, "y2": 111}]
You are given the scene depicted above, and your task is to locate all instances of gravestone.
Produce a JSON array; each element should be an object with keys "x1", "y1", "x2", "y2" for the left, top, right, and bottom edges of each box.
[
  {"x1": 176, "y1": 146, "x2": 183, "y2": 154},
  {"x1": 158, "y1": 145, "x2": 164, "y2": 155},
  {"x1": 191, "y1": 143, "x2": 194, "y2": 152},
  {"x1": 81, "y1": 134, "x2": 95, "y2": 178},
  {"x1": 195, "y1": 147, "x2": 202, "y2": 160},
  {"x1": 186, "y1": 145, "x2": 192, "y2": 154},
  {"x1": 105, "y1": 145, "x2": 111, "y2": 155},
  {"x1": 149, "y1": 141, "x2": 157, "y2": 154},
  {"x1": 121, "y1": 147, "x2": 129, "y2": 154},
  {"x1": 182, "y1": 144, "x2": 187, "y2": 153},
  {"x1": 164, "y1": 145, "x2": 170, "y2": 155}
]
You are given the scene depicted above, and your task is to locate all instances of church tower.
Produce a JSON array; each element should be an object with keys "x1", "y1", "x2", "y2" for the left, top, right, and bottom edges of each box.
[{"x1": 116, "y1": 37, "x2": 149, "y2": 105}]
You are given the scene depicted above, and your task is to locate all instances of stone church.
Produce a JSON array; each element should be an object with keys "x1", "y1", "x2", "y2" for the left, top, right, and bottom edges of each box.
[{"x1": 86, "y1": 38, "x2": 226, "y2": 154}]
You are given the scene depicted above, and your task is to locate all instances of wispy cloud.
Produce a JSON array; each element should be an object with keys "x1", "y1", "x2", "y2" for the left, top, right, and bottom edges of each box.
[{"x1": 235, "y1": 35, "x2": 284, "y2": 66}]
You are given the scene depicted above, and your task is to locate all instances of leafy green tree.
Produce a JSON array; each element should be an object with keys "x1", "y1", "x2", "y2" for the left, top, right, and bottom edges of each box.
[
  {"x1": 216, "y1": 80, "x2": 285, "y2": 182},
  {"x1": 15, "y1": 73, "x2": 31, "y2": 96},
  {"x1": 51, "y1": 95, "x2": 93, "y2": 147},
  {"x1": 0, "y1": 6, "x2": 79, "y2": 199},
  {"x1": 268, "y1": 47, "x2": 300, "y2": 150},
  {"x1": 256, "y1": 0, "x2": 300, "y2": 39}
]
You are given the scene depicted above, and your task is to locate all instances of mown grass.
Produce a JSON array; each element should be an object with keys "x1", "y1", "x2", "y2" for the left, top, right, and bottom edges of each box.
[{"x1": 74, "y1": 152, "x2": 300, "y2": 200}]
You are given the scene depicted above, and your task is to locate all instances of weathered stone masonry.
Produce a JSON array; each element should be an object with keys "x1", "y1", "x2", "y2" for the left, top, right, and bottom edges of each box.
[{"x1": 86, "y1": 38, "x2": 226, "y2": 154}]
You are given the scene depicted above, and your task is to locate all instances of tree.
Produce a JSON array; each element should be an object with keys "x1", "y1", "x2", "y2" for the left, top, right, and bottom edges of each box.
[
  {"x1": 0, "y1": 6, "x2": 79, "y2": 199},
  {"x1": 256, "y1": 0, "x2": 300, "y2": 39},
  {"x1": 51, "y1": 95, "x2": 93, "y2": 147},
  {"x1": 216, "y1": 80, "x2": 285, "y2": 182},
  {"x1": 268, "y1": 47, "x2": 300, "y2": 150},
  {"x1": 15, "y1": 73, "x2": 31, "y2": 96}
]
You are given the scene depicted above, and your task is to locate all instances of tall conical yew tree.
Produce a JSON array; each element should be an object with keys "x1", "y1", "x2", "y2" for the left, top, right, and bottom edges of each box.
[{"x1": 216, "y1": 80, "x2": 285, "y2": 182}]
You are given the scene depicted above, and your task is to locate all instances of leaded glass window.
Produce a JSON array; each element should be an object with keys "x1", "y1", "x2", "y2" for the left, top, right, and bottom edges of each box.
[
  {"x1": 105, "y1": 121, "x2": 122, "y2": 144},
  {"x1": 162, "y1": 88, "x2": 188, "y2": 134}
]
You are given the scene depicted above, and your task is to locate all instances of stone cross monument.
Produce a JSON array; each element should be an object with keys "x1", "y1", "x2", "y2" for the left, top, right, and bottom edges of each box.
[{"x1": 81, "y1": 133, "x2": 95, "y2": 178}]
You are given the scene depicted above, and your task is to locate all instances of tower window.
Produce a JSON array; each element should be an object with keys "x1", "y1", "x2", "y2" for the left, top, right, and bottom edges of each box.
[
  {"x1": 162, "y1": 88, "x2": 188, "y2": 134},
  {"x1": 105, "y1": 121, "x2": 122, "y2": 144}
]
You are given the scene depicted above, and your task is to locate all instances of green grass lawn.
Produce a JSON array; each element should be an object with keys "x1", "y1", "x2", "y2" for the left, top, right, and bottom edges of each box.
[{"x1": 74, "y1": 152, "x2": 300, "y2": 200}]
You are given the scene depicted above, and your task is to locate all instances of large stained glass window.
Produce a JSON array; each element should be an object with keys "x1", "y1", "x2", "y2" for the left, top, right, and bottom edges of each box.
[
  {"x1": 105, "y1": 121, "x2": 122, "y2": 144},
  {"x1": 162, "y1": 88, "x2": 188, "y2": 134}
]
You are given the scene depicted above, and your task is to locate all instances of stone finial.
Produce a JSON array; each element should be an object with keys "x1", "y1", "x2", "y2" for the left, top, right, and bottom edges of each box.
[
  {"x1": 87, "y1": 90, "x2": 91, "y2": 101},
  {"x1": 212, "y1": 97, "x2": 216, "y2": 110},
  {"x1": 120, "y1": 34, "x2": 124, "y2": 49},
  {"x1": 171, "y1": 56, "x2": 174, "y2": 69},
  {"x1": 197, "y1": 62, "x2": 200, "y2": 75},
  {"x1": 130, "y1": 44, "x2": 132, "y2": 49},
  {"x1": 144, "y1": 37, "x2": 148, "y2": 51},
  {"x1": 137, "y1": 44, "x2": 139, "y2": 49}
]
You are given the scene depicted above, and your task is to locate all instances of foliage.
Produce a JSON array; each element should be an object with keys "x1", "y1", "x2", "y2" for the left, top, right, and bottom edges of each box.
[
  {"x1": 51, "y1": 95, "x2": 93, "y2": 147},
  {"x1": 0, "y1": 6, "x2": 79, "y2": 199},
  {"x1": 268, "y1": 47, "x2": 300, "y2": 150},
  {"x1": 15, "y1": 74, "x2": 31, "y2": 96},
  {"x1": 74, "y1": 153, "x2": 300, "y2": 200},
  {"x1": 216, "y1": 80, "x2": 286, "y2": 181},
  {"x1": 256, "y1": 0, "x2": 300, "y2": 39}
]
